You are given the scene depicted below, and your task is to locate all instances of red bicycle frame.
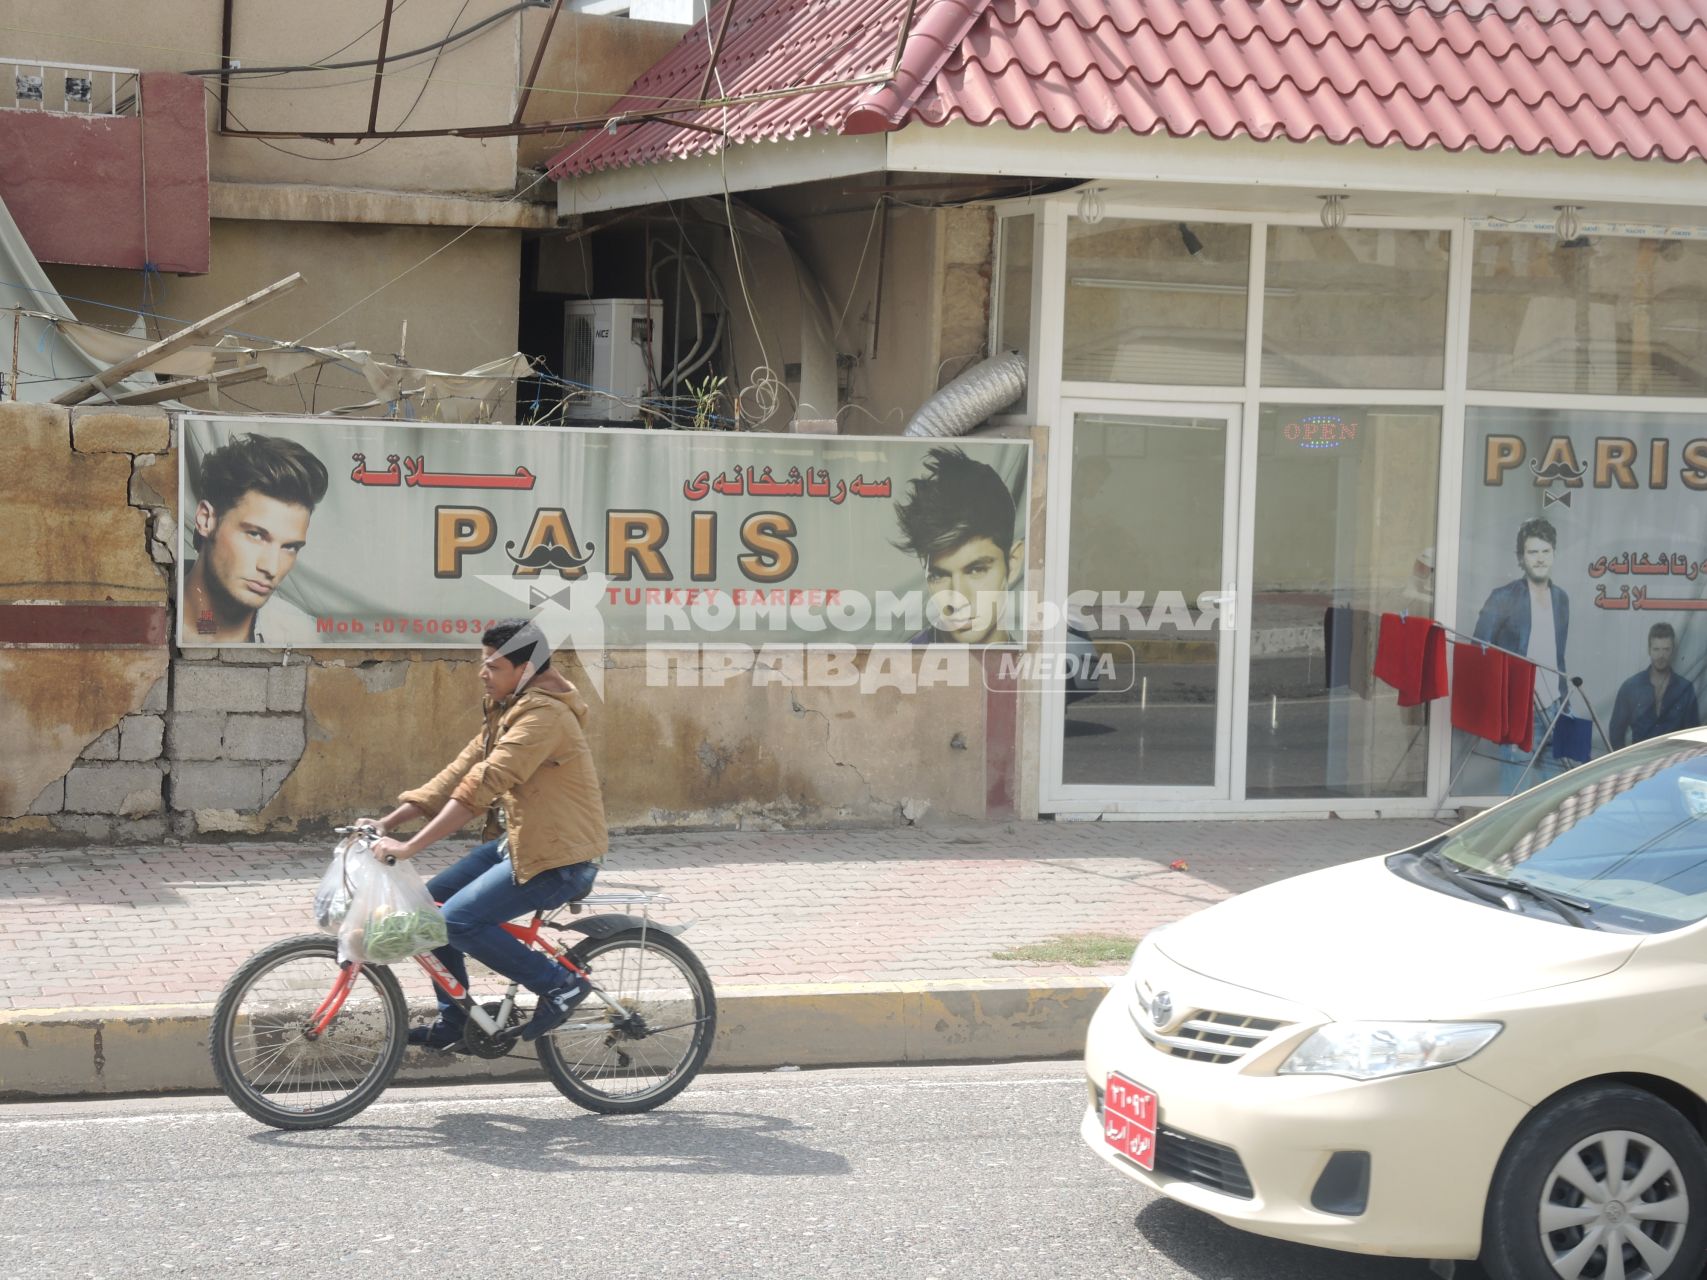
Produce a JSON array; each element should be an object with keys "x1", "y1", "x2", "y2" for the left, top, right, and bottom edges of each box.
[{"x1": 332, "y1": 911, "x2": 593, "y2": 1043}]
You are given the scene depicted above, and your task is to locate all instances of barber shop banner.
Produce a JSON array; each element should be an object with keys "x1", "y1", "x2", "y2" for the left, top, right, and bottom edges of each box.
[
  {"x1": 176, "y1": 416, "x2": 1030, "y2": 650},
  {"x1": 1455, "y1": 407, "x2": 1707, "y2": 794}
]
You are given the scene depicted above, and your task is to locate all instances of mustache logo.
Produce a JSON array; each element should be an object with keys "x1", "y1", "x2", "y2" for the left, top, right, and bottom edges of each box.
[
  {"x1": 504, "y1": 539, "x2": 596, "y2": 570},
  {"x1": 1530, "y1": 458, "x2": 1589, "y2": 482}
]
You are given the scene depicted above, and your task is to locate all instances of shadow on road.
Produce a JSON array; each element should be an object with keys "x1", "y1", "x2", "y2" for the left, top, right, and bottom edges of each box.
[
  {"x1": 1132, "y1": 1199, "x2": 1478, "y2": 1279},
  {"x1": 249, "y1": 1106, "x2": 851, "y2": 1178}
]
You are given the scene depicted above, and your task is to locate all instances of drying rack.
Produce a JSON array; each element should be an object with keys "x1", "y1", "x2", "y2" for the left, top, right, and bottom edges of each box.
[{"x1": 1426, "y1": 617, "x2": 1612, "y2": 795}]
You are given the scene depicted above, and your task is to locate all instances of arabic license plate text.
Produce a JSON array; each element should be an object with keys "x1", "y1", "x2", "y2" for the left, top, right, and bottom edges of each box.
[{"x1": 1104, "y1": 1071, "x2": 1158, "y2": 1171}]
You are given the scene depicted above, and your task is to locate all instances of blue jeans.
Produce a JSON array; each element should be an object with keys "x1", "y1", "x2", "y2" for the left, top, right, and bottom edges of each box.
[
  {"x1": 425, "y1": 839, "x2": 598, "y2": 1026},
  {"x1": 1498, "y1": 702, "x2": 1565, "y2": 795}
]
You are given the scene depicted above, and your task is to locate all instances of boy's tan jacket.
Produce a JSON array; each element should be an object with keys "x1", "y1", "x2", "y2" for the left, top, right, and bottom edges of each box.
[{"x1": 399, "y1": 673, "x2": 607, "y2": 882}]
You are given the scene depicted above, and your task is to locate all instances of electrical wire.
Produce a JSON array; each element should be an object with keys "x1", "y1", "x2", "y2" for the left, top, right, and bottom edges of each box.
[
  {"x1": 0, "y1": 15, "x2": 895, "y2": 117},
  {"x1": 183, "y1": 1, "x2": 548, "y2": 76},
  {"x1": 698, "y1": 8, "x2": 790, "y2": 429},
  {"x1": 290, "y1": 128, "x2": 597, "y2": 343},
  {"x1": 832, "y1": 197, "x2": 885, "y2": 343},
  {"x1": 235, "y1": 0, "x2": 421, "y2": 83},
  {"x1": 208, "y1": 0, "x2": 472, "y2": 162}
]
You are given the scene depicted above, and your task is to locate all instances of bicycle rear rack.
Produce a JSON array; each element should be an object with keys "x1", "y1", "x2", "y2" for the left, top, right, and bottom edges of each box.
[{"x1": 541, "y1": 880, "x2": 678, "y2": 935}]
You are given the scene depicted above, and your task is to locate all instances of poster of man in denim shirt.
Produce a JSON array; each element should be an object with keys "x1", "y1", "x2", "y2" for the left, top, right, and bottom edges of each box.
[{"x1": 1610, "y1": 622, "x2": 1701, "y2": 748}]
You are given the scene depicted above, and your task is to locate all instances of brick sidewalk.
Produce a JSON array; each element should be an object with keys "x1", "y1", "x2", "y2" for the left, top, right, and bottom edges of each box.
[{"x1": 0, "y1": 818, "x2": 1449, "y2": 1013}]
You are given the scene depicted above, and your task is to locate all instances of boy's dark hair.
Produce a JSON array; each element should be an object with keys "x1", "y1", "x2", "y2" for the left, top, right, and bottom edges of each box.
[
  {"x1": 1649, "y1": 622, "x2": 1678, "y2": 645},
  {"x1": 193, "y1": 434, "x2": 330, "y2": 551},
  {"x1": 1514, "y1": 517, "x2": 1557, "y2": 561},
  {"x1": 894, "y1": 446, "x2": 1017, "y2": 560},
  {"x1": 483, "y1": 618, "x2": 552, "y2": 672}
]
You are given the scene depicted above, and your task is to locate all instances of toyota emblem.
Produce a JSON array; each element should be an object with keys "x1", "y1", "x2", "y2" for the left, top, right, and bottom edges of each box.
[{"x1": 1149, "y1": 990, "x2": 1174, "y2": 1027}]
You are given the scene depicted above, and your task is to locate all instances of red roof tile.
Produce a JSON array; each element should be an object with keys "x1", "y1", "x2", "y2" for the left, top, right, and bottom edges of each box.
[{"x1": 550, "y1": 0, "x2": 1707, "y2": 177}]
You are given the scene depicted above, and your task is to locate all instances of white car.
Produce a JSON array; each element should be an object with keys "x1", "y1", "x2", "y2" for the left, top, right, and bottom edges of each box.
[{"x1": 1083, "y1": 729, "x2": 1707, "y2": 1279}]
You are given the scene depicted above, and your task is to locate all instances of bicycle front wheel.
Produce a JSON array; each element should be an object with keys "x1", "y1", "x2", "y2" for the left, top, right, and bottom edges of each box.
[
  {"x1": 210, "y1": 934, "x2": 407, "y2": 1129},
  {"x1": 538, "y1": 928, "x2": 717, "y2": 1114}
]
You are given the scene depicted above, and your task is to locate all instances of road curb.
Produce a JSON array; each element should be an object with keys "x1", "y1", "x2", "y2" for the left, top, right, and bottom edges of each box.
[{"x1": 0, "y1": 978, "x2": 1113, "y2": 1099}]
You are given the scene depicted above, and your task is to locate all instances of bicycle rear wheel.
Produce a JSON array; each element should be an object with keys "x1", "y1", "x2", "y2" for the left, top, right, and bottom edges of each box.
[
  {"x1": 538, "y1": 928, "x2": 716, "y2": 1114},
  {"x1": 210, "y1": 934, "x2": 406, "y2": 1130}
]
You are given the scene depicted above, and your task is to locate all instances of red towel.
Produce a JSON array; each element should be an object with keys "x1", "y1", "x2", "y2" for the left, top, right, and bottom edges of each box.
[
  {"x1": 1414, "y1": 623, "x2": 1449, "y2": 707},
  {"x1": 1503, "y1": 656, "x2": 1536, "y2": 752},
  {"x1": 1373, "y1": 614, "x2": 1441, "y2": 706},
  {"x1": 1451, "y1": 643, "x2": 1508, "y2": 743}
]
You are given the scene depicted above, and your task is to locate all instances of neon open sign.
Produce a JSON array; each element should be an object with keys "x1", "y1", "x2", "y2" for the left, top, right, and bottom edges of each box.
[{"x1": 1283, "y1": 414, "x2": 1359, "y2": 449}]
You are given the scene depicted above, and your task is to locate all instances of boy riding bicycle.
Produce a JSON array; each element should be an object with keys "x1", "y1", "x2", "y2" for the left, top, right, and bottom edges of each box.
[{"x1": 366, "y1": 618, "x2": 608, "y2": 1048}]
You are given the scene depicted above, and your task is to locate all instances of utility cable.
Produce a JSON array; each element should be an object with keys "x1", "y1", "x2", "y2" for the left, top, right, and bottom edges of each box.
[{"x1": 182, "y1": 1, "x2": 548, "y2": 76}]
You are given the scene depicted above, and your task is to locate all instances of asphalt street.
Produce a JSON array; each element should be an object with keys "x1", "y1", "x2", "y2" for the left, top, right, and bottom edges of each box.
[{"x1": 1, "y1": 1062, "x2": 1454, "y2": 1280}]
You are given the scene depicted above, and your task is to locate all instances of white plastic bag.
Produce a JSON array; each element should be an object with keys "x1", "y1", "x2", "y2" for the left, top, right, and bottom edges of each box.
[
  {"x1": 338, "y1": 857, "x2": 449, "y2": 965},
  {"x1": 312, "y1": 837, "x2": 376, "y2": 935}
]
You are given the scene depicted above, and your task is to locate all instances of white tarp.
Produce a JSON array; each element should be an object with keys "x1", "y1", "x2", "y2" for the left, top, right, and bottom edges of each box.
[
  {"x1": 3, "y1": 192, "x2": 531, "y2": 415},
  {"x1": 0, "y1": 192, "x2": 143, "y2": 402}
]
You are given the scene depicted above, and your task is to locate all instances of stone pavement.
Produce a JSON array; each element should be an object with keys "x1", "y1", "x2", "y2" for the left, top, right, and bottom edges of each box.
[{"x1": 0, "y1": 817, "x2": 1450, "y2": 1015}]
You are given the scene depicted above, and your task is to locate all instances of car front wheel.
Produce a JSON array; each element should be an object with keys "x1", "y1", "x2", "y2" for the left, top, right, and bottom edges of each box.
[{"x1": 1482, "y1": 1083, "x2": 1707, "y2": 1280}]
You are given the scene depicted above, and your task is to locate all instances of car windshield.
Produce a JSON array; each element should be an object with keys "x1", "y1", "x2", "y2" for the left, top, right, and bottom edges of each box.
[{"x1": 1431, "y1": 738, "x2": 1707, "y2": 934}]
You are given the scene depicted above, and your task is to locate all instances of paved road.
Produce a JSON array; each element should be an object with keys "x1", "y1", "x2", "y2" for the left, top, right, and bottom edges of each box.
[{"x1": 1, "y1": 1063, "x2": 1453, "y2": 1280}]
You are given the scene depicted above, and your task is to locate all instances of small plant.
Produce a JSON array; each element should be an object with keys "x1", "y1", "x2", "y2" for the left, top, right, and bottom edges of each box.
[{"x1": 689, "y1": 373, "x2": 729, "y2": 431}]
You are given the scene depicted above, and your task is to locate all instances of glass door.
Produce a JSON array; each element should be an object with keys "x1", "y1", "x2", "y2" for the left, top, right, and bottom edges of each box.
[{"x1": 1045, "y1": 402, "x2": 1241, "y2": 806}]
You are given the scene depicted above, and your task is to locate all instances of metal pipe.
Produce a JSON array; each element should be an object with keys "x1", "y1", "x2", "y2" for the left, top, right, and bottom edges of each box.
[
  {"x1": 512, "y1": 0, "x2": 564, "y2": 127},
  {"x1": 698, "y1": 0, "x2": 738, "y2": 104},
  {"x1": 225, "y1": 111, "x2": 727, "y2": 142},
  {"x1": 217, "y1": 0, "x2": 235, "y2": 134},
  {"x1": 366, "y1": 0, "x2": 398, "y2": 136}
]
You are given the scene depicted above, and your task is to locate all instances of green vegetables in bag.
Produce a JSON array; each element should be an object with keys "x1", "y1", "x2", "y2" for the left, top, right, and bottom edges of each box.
[{"x1": 359, "y1": 905, "x2": 449, "y2": 963}]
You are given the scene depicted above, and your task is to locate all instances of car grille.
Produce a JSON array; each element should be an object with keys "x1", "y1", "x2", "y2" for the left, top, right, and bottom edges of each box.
[
  {"x1": 1092, "y1": 1083, "x2": 1255, "y2": 1199},
  {"x1": 1133, "y1": 982, "x2": 1285, "y2": 1065},
  {"x1": 1155, "y1": 1126, "x2": 1255, "y2": 1198}
]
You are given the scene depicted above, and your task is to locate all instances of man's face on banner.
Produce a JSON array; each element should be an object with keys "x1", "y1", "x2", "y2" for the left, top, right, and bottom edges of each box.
[
  {"x1": 926, "y1": 535, "x2": 1021, "y2": 645},
  {"x1": 1519, "y1": 535, "x2": 1555, "y2": 585},
  {"x1": 1650, "y1": 635, "x2": 1676, "y2": 674},
  {"x1": 194, "y1": 491, "x2": 313, "y2": 612}
]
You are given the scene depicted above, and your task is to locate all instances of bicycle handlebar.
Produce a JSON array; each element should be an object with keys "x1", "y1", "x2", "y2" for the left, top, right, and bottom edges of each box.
[{"x1": 333, "y1": 825, "x2": 396, "y2": 865}]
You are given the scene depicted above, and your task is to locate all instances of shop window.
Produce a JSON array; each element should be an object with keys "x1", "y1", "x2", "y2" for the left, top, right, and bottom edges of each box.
[
  {"x1": 1061, "y1": 412, "x2": 1230, "y2": 789},
  {"x1": 1246, "y1": 405, "x2": 1442, "y2": 799},
  {"x1": 1062, "y1": 219, "x2": 1249, "y2": 385},
  {"x1": 1262, "y1": 227, "x2": 1449, "y2": 389},
  {"x1": 1451, "y1": 406, "x2": 1707, "y2": 799},
  {"x1": 1470, "y1": 231, "x2": 1707, "y2": 396}
]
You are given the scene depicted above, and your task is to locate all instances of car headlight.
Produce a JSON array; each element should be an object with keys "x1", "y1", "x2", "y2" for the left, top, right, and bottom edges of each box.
[{"x1": 1278, "y1": 1021, "x2": 1502, "y2": 1081}]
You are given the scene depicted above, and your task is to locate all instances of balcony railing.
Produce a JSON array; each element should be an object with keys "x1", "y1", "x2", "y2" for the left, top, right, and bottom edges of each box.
[{"x1": 4, "y1": 57, "x2": 139, "y2": 117}]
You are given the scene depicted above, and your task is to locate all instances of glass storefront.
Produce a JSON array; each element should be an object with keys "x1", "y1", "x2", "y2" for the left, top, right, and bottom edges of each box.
[
  {"x1": 1062, "y1": 411, "x2": 1232, "y2": 790},
  {"x1": 1246, "y1": 405, "x2": 1440, "y2": 799},
  {"x1": 1470, "y1": 231, "x2": 1707, "y2": 396},
  {"x1": 1062, "y1": 218, "x2": 1250, "y2": 385},
  {"x1": 1031, "y1": 204, "x2": 1707, "y2": 813},
  {"x1": 1262, "y1": 227, "x2": 1450, "y2": 389}
]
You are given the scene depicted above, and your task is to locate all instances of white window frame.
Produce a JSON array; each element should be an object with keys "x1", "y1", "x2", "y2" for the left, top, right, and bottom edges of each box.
[{"x1": 1035, "y1": 201, "x2": 1707, "y2": 817}]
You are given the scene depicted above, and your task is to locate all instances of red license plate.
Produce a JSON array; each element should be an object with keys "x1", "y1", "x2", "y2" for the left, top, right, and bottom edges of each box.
[{"x1": 1103, "y1": 1071, "x2": 1158, "y2": 1171}]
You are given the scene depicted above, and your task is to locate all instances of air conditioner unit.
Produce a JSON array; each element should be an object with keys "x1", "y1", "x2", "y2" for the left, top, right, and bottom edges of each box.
[{"x1": 563, "y1": 298, "x2": 661, "y2": 422}]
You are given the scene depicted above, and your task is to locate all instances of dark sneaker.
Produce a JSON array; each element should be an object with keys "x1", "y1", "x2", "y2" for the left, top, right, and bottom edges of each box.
[
  {"x1": 406, "y1": 1019, "x2": 467, "y2": 1052},
  {"x1": 519, "y1": 979, "x2": 590, "y2": 1042}
]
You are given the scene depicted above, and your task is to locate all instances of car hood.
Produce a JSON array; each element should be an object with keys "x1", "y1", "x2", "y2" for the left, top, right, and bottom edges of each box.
[{"x1": 1153, "y1": 855, "x2": 1643, "y2": 1021}]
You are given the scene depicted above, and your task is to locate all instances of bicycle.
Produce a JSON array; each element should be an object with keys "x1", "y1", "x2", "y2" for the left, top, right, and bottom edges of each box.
[{"x1": 210, "y1": 827, "x2": 717, "y2": 1130}]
